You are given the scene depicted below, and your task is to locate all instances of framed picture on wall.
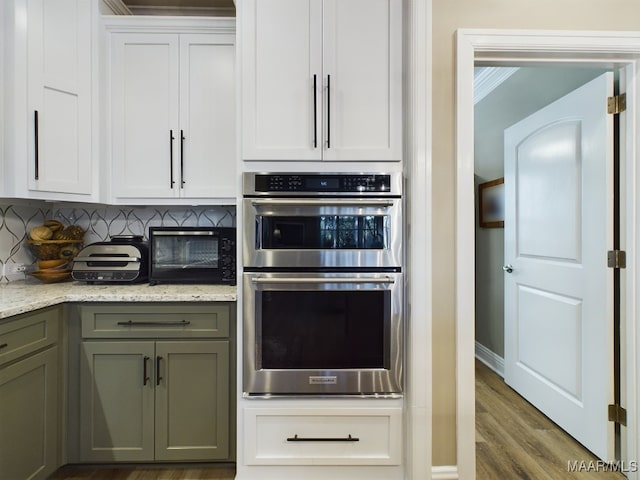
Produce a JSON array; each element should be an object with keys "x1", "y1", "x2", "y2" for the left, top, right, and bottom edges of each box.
[{"x1": 478, "y1": 177, "x2": 505, "y2": 228}]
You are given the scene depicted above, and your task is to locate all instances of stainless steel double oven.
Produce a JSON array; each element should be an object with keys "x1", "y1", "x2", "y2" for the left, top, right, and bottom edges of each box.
[{"x1": 242, "y1": 172, "x2": 403, "y2": 396}]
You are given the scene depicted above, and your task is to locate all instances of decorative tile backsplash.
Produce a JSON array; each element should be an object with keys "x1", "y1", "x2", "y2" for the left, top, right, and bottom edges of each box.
[{"x1": 0, "y1": 202, "x2": 235, "y2": 283}]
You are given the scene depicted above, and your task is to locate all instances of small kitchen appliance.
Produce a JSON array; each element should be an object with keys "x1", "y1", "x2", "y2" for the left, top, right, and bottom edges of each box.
[
  {"x1": 148, "y1": 226, "x2": 236, "y2": 285},
  {"x1": 72, "y1": 235, "x2": 149, "y2": 283}
]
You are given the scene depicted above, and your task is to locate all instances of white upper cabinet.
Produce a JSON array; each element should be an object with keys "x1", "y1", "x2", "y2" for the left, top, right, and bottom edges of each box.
[
  {"x1": 241, "y1": 0, "x2": 402, "y2": 162},
  {"x1": 107, "y1": 18, "x2": 236, "y2": 204},
  {"x1": 3, "y1": 0, "x2": 96, "y2": 200}
]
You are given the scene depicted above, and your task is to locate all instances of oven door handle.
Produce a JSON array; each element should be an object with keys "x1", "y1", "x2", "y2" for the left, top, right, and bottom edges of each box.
[
  {"x1": 251, "y1": 276, "x2": 395, "y2": 285},
  {"x1": 250, "y1": 199, "x2": 395, "y2": 208}
]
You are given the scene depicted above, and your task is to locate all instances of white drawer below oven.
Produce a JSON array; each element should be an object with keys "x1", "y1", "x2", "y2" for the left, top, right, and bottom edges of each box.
[{"x1": 244, "y1": 407, "x2": 402, "y2": 466}]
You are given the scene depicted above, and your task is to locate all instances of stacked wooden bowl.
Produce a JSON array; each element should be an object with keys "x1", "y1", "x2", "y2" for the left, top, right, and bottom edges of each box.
[{"x1": 27, "y1": 220, "x2": 85, "y2": 283}]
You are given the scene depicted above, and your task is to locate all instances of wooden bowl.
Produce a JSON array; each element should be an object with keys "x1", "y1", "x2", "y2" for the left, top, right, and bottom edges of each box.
[
  {"x1": 29, "y1": 270, "x2": 73, "y2": 284},
  {"x1": 27, "y1": 240, "x2": 83, "y2": 260},
  {"x1": 37, "y1": 259, "x2": 68, "y2": 270}
]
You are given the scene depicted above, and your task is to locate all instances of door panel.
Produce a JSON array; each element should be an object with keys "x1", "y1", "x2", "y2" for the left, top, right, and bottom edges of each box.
[
  {"x1": 79, "y1": 341, "x2": 155, "y2": 461},
  {"x1": 111, "y1": 34, "x2": 179, "y2": 198},
  {"x1": 241, "y1": 0, "x2": 322, "y2": 160},
  {"x1": 179, "y1": 35, "x2": 236, "y2": 198},
  {"x1": 517, "y1": 286, "x2": 582, "y2": 399},
  {"x1": 504, "y1": 72, "x2": 614, "y2": 461},
  {"x1": 155, "y1": 341, "x2": 230, "y2": 461},
  {"x1": 323, "y1": 0, "x2": 402, "y2": 161},
  {"x1": 516, "y1": 120, "x2": 581, "y2": 261}
]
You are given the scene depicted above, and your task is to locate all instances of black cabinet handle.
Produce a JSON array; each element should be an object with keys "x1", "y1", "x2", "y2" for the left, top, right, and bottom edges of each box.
[
  {"x1": 156, "y1": 356, "x2": 163, "y2": 386},
  {"x1": 326, "y1": 75, "x2": 331, "y2": 149},
  {"x1": 34, "y1": 111, "x2": 39, "y2": 180},
  {"x1": 313, "y1": 74, "x2": 318, "y2": 148},
  {"x1": 286, "y1": 434, "x2": 359, "y2": 442},
  {"x1": 116, "y1": 320, "x2": 191, "y2": 327},
  {"x1": 143, "y1": 356, "x2": 150, "y2": 386},
  {"x1": 169, "y1": 130, "x2": 175, "y2": 188},
  {"x1": 0, "y1": 343, "x2": 8, "y2": 350},
  {"x1": 180, "y1": 130, "x2": 185, "y2": 188}
]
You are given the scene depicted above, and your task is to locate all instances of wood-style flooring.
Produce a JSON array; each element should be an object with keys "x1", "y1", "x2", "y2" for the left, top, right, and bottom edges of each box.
[
  {"x1": 49, "y1": 464, "x2": 236, "y2": 480},
  {"x1": 476, "y1": 360, "x2": 625, "y2": 479}
]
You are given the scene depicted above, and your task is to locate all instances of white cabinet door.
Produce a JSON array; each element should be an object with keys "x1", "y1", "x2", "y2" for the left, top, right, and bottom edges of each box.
[
  {"x1": 241, "y1": 0, "x2": 401, "y2": 162},
  {"x1": 322, "y1": 0, "x2": 402, "y2": 161},
  {"x1": 0, "y1": 348, "x2": 59, "y2": 480},
  {"x1": 179, "y1": 34, "x2": 236, "y2": 199},
  {"x1": 26, "y1": 0, "x2": 93, "y2": 196},
  {"x1": 155, "y1": 340, "x2": 230, "y2": 461},
  {"x1": 241, "y1": 0, "x2": 323, "y2": 161},
  {"x1": 110, "y1": 29, "x2": 236, "y2": 202},
  {"x1": 111, "y1": 33, "x2": 180, "y2": 199},
  {"x1": 80, "y1": 341, "x2": 156, "y2": 462}
]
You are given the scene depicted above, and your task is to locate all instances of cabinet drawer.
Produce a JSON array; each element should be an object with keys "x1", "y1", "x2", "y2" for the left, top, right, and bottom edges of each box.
[
  {"x1": 80, "y1": 303, "x2": 230, "y2": 339},
  {"x1": 0, "y1": 308, "x2": 59, "y2": 366},
  {"x1": 244, "y1": 408, "x2": 402, "y2": 466}
]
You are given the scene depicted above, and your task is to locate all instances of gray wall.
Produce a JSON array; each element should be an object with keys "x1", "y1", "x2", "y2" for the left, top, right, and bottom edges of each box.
[{"x1": 474, "y1": 66, "x2": 608, "y2": 359}]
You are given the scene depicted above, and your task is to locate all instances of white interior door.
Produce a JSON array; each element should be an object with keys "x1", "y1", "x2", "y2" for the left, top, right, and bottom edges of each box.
[{"x1": 504, "y1": 72, "x2": 615, "y2": 461}]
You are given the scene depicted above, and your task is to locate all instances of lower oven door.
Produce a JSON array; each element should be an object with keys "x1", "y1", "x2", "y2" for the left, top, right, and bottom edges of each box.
[{"x1": 243, "y1": 271, "x2": 403, "y2": 396}]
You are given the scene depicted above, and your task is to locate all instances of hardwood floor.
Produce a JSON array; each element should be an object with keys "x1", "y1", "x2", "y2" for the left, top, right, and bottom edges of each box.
[
  {"x1": 476, "y1": 360, "x2": 626, "y2": 479},
  {"x1": 49, "y1": 464, "x2": 236, "y2": 480}
]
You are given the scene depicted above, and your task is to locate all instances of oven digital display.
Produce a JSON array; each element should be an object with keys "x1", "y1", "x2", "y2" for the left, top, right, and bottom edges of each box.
[{"x1": 305, "y1": 177, "x2": 340, "y2": 189}]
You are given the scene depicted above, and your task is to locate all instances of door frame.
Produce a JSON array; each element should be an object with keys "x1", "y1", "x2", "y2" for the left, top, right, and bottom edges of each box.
[{"x1": 456, "y1": 29, "x2": 640, "y2": 480}]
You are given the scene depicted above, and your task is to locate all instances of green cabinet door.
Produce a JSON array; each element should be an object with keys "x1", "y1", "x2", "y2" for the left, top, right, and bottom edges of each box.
[
  {"x1": 155, "y1": 340, "x2": 230, "y2": 461},
  {"x1": 0, "y1": 347, "x2": 58, "y2": 480},
  {"x1": 80, "y1": 341, "x2": 155, "y2": 462}
]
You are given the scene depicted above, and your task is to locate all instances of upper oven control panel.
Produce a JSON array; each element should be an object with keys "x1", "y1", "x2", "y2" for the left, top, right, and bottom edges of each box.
[{"x1": 244, "y1": 173, "x2": 402, "y2": 196}]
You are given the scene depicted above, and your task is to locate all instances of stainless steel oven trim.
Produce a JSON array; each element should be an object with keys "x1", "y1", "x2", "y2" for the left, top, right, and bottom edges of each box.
[
  {"x1": 243, "y1": 172, "x2": 403, "y2": 197},
  {"x1": 250, "y1": 199, "x2": 397, "y2": 207},
  {"x1": 243, "y1": 271, "x2": 403, "y2": 396},
  {"x1": 150, "y1": 230, "x2": 215, "y2": 236}
]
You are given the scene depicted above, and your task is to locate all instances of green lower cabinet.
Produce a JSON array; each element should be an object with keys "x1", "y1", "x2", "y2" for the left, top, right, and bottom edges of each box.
[
  {"x1": 80, "y1": 340, "x2": 229, "y2": 462},
  {"x1": 155, "y1": 341, "x2": 229, "y2": 461},
  {"x1": 0, "y1": 347, "x2": 59, "y2": 480}
]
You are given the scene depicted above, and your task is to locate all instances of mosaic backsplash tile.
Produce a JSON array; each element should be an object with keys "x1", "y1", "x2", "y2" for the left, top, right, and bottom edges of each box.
[{"x1": 0, "y1": 202, "x2": 235, "y2": 283}]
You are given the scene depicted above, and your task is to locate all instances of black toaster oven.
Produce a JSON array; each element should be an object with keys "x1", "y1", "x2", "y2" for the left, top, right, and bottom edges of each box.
[{"x1": 148, "y1": 226, "x2": 236, "y2": 285}]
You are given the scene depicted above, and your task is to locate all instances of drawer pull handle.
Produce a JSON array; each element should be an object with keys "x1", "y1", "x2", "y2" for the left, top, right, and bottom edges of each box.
[
  {"x1": 116, "y1": 320, "x2": 191, "y2": 327},
  {"x1": 286, "y1": 434, "x2": 359, "y2": 442},
  {"x1": 0, "y1": 343, "x2": 8, "y2": 350}
]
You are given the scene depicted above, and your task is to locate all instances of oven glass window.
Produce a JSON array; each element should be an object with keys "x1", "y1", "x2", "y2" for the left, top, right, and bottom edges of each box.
[
  {"x1": 260, "y1": 215, "x2": 388, "y2": 249},
  {"x1": 153, "y1": 235, "x2": 219, "y2": 268},
  {"x1": 258, "y1": 290, "x2": 388, "y2": 369}
]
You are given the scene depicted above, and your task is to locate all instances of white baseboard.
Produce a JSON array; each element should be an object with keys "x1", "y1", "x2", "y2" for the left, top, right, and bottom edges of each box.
[
  {"x1": 475, "y1": 341, "x2": 504, "y2": 377},
  {"x1": 431, "y1": 465, "x2": 458, "y2": 479}
]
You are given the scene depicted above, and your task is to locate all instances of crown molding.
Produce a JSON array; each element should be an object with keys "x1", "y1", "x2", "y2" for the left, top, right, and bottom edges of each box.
[
  {"x1": 101, "y1": 0, "x2": 133, "y2": 15},
  {"x1": 125, "y1": 5, "x2": 235, "y2": 16},
  {"x1": 473, "y1": 66, "x2": 518, "y2": 104}
]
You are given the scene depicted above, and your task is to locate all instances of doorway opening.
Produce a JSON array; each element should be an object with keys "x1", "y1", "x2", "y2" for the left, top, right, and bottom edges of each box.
[
  {"x1": 455, "y1": 30, "x2": 640, "y2": 480},
  {"x1": 474, "y1": 64, "x2": 622, "y2": 477}
]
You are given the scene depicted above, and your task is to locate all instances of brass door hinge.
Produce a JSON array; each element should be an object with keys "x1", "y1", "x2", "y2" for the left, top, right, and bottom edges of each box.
[
  {"x1": 608, "y1": 93, "x2": 626, "y2": 114},
  {"x1": 608, "y1": 404, "x2": 627, "y2": 426},
  {"x1": 608, "y1": 250, "x2": 626, "y2": 269}
]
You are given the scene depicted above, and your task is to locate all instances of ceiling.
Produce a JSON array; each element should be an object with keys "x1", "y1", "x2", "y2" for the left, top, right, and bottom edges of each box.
[{"x1": 121, "y1": 0, "x2": 235, "y2": 16}]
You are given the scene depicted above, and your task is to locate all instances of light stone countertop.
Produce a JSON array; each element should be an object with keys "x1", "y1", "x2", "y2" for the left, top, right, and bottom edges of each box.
[{"x1": 0, "y1": 281, "x2": 237, "y2": 319}]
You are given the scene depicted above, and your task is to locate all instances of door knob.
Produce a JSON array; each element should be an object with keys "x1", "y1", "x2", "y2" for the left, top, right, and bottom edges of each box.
[{"x1": 502, "y1": 264, "x2": 513, "y2": 273}]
